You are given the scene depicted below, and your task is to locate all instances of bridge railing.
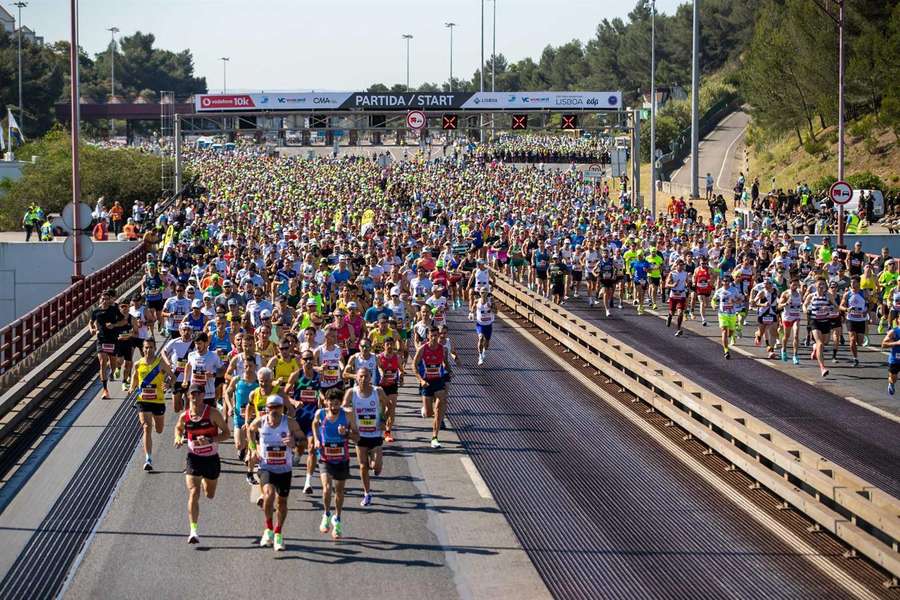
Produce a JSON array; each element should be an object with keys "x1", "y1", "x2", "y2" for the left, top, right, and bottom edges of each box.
[{"x1": 0, "y1": 242, "x2": 147, "y2": 375}]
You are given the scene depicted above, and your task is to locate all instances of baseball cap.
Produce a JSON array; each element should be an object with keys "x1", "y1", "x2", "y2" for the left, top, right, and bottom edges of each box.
[
  {"x1": 347, "y1": 301, "x2": 358, "y2": 309},
  {"x1": 227, "y1": 298, "x2": 238, "y2": 306},
  {"x1": 260, "y1": 309, "x2": 272, "y2": 319},
  {"x1": 179, "y1": 321, "x2": 193, "y2": 330},
  {"x1": 189, "y1": 383, "x2": 205, "y2": 394},
  {"x1": 223, "y1": 279, "x2": 233, "y2": 286},
  {"x1": 306, "y1": 298, "x2": 317, "y2": 306},
  {"x1": 390, "y1": 286, "x2": 401, "y2": 297},
  {"x1": 191, "y1": 299, "x2": 202, "y2": 308},
  {"x1": 265, "y1": 394, "x2": 284, "y2": 407}
]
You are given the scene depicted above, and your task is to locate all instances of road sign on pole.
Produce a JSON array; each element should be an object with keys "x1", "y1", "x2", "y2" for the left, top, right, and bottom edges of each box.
[
  {"x1": 406, "y1": 110, "x2": 426, "y2": 130},
  {"x1": 829, "y1": 180, "x2": 852, "y2": 205}
]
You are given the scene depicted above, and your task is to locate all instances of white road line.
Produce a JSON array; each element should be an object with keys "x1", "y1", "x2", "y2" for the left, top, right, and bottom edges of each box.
[
  {"x1": 844, "y1": 396, "x2": 900, "y2": 424},
  {"x1": 716, "y1": 122, "x2": 748, "y2": 191},
  {"x1": 497, "y1": 311, "x2": 879, "y2": 600},
  {"x1": 460, "y1": 456, "x2": 494, "y2": 500}
]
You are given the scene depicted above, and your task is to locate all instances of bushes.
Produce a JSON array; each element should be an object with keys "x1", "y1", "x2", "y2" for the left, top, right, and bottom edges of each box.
[
  {"x1": 847, "y1": 171, "x2": 885, "y2": 191},
  {"x1": 0, "y1": 127, "x2": 163, "y2": 230}
]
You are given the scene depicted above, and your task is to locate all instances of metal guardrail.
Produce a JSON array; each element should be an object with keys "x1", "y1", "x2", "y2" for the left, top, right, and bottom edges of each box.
[
  {"x1": 490, "y1": 268, "x2": 900, "y2": 587},
  {"x1": 0, "y1": 243, "x2": 147, "y2": 375}
]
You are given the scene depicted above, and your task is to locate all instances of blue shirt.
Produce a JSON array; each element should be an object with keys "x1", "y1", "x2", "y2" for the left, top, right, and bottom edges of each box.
[
  {"x1": 364, "y1": 306, "x2": 393, "y2": 324},
  {"x1": 631, "y1": 259, "x2": 650, "y2": 282}
]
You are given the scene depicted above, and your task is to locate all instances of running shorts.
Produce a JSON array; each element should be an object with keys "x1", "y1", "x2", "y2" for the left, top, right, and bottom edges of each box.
[
  {"x1": 296, "y1": 404, "x2": 317, "y2": 438},
  {"x1": 185, "y1": 453, "x2": 221, "y2": 480},
  {"x1": 476, "y1": 323, "x2": 493, "y2": 340},
  {"x1": 136, "y1": 401, "x2": 165, "y2": 416},
  {"x1": 420, "y1": 378, "x2": 446, "y2": 397},
  {"x1": 380, "y1": 383, "x2": 399, "y2": 397},
  {"x1": 668, "y1": 297, "x2": 686, "y2": 311},
  {"x1": 811, "y1": 319, "x2": 832, "y2": 335},
  {"x1": 323, "y1": 460, "x2": 350, "y2": 481},
  {"x1": 848, "y1": 320, "x2": 866, "y2": 335},
  {"x1": 147, "y1": 299, "x2": 164, "y2": 311},
  {"x1": 357, "y1": 436, "x2": 383, "y2": 449},
  {"x1": 718, "y1": 313, "x2": 737, "y2": 330},
  {"x1": 259, "y1": 469, "x2": 292, "y2": 497}
]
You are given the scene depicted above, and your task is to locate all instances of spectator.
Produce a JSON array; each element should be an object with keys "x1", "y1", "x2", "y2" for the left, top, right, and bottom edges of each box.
[{"x1": 109, "y1": 201, "x2": 125, "y2": 235}]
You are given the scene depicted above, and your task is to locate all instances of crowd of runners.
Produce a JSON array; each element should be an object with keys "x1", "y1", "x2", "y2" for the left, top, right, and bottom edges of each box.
[
  {"x1": 471, "y1": 133, "x2": 613, "y2": 163},
  {"x1": 86, "y1": 140, "x2": 900, "y2": 551}
]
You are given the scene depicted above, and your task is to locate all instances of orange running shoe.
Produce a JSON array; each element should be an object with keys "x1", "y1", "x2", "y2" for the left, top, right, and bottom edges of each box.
[
  {"x1": 102, "y1": 389, "x2": 110, "y2": 399},
  {"x1": 384, "y1": 431, "x2": 394, "y2": 443}
]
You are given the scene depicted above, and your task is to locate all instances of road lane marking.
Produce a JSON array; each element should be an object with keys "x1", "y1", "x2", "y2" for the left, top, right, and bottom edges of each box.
[
  {"x1": 716, "y1": 120, "x2": 748, "y2": 190},
  {"x1": 460, "y1": 456, "x2": 494, "y2": 501}
]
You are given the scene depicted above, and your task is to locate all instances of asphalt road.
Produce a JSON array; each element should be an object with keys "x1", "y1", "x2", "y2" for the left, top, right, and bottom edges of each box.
[{"x1": 670, "y1": 110, "x2": 750, "y2": 194}]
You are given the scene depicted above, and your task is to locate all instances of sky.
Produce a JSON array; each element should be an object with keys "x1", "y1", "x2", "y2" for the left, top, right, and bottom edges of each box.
[{"x1": 7, "y1": 0, "x2": 685, "y2": 92}]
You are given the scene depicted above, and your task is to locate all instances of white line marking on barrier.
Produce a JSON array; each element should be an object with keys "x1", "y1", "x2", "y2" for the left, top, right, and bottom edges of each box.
[
  {"x1": 460, "y1": 456, "x2": 494, "y2": 501},
  {"x1": 716, "y1": 121, "x2": 748, "y2": 191},
  {"x1": 498, "y1": 310, "x2": 879, "y2": 600}
]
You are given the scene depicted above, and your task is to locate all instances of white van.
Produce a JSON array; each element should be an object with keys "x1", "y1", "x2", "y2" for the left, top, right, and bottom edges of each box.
[{"x1": 832, "y1": 189, "x2": 884, "y2": 218}]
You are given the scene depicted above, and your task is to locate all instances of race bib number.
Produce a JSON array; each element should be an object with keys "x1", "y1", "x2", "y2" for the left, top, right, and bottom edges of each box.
[
  {"x1": 193, "y1": 372, "x2": 207, "y2": 385},
  {"x1": 266, "y1": 445, "x2": 287, "y2": 465},
  {"x1": 101, "y1": 343, "x2": 116, "y2": 354},
  {"x1": 176, "y1": 360, "x2": 187, "y2": 374},
  {"x1": 382, "y1": 370, "x2": 397, "y2": 386},
  {"x1": 141, "y1": 388, "x2": 158, "y2": 401},
  {"x1": 323, "y1": 367, "x2": 339, "y2": 383},
  {"x1": 323, "y1": 443, "x2": 344, "y2": 459},
  {"x1": 300, "y1": 389, "x2": 317, "y2": 404},
  {"x1": 424, "y1": 366, "x2": 441, "y2": 379},
  {"x1": 358, "y1": 416, "x2": 377, "y2": 433},
  {"x1": 762, "y1": 315, "x2": 774, "y2": 323},
  {"x1": 192, "y1": 437, "x2": 213, "y2": 456}
]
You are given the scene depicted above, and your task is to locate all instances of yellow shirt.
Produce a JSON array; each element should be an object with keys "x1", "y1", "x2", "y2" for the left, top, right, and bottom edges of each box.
[
  {"x1": 369, "y1": 329, "x2": 397, "y2": 353},
  {"x1": 136, "y1": 357, "x2": 165, "y2": 404},
  {"x1": 273, "y1": 357, "x2": 299, "y2": 383}
]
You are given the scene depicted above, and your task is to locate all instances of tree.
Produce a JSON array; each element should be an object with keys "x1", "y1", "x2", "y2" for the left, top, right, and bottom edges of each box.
[{"x1": 0, "y1": 31, "x2": 65, "y2": 136}]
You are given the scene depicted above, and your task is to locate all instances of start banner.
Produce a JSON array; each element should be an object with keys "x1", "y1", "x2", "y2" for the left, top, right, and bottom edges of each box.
[{"x1": 194, "y1": 91, "x2": 622, "y2": 112}]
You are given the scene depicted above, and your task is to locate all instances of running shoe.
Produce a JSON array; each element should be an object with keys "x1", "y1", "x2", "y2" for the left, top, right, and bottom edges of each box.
[
  {"x1": 384, "y1": 431, "x2": 395, "y2": 443},
  {"x1": 101, "y1": 389, "x2": 110, "y2": 399},
  {"x1": 674, "y1": 330, "x2": 683, "y2": 337},
  {"x1": 754, "y1": 335, "x2": 761, "y2": 347},
  {"x1": 724, "y1": 350, "x2": 731, "y2": 360},
  {"x1": 477, "y1": 353, "x2": 484, "y2": 366},
  {"x1": 143, "y1": 460, "x2": 153, "y2": 472},
  {"x1": 651, "y1": 303, "x2": 658, "y2": 310},
  {"x1": 331, "y1": 516, "x2": 343, "y2": 539},
  {"x1": 821, "y1": 368, "x2": 829, "y2": 378},
  {"x1": 303, "y1": 483, "x2": 314, "y2": 495},
  {"x1": 467, "y1": 312, "x2": 474, "y2": 321},
  {"x1": 852, "y1": 358, "x2": 859, "y2": 368},
  {"x1": 878, "y1": 321, "x2": 886, "y2": 335},
  {"x1": 767, "y1": 351, "x2": 776, "y2": 359},
  {"x1": 274, "y1": 533, "x2": 285, "y2": 552},
  {"x1": 421, "y1": 406, "x2": 427, "y2": 418},
  {"x1": 780, "y1": 350, "x2": 787, "y2": 362},
  {"x1": 889, "y1": 382, "x2": 896, "y2": 396},
  {"x1": 792, "y1": 355, "x2": 800, "y2": 365},
  {"x1": 862, "y1": 335, "x2": 870, "y2": 347},
  {"x1": 618, "y1": 302, "x2": 623, "y2": 309},
  {"x1": 666, "y1": 315, "x2": 673, "y2": 328},
  {"x1": 361, "y1": 493, "x2": 372, "y2": 507},
  {"x1": 701, "y1": 320, "x2": 707, "y2": 327},
  {"x1": 238, "y1": 448, "x2": 247, "y2": 462},
  {"x1": 319, "y1": 513, "x2": 331, "y2": 534},
  {"x1": 637, "y1": 306, "x2": 644, "y2": 315},
  {"x1": 245, "y1": 472, "x2": 258, "y2": 486},
  {"x1": 605, "y1": 309, "x2": 610, "y2": 318},
  {"x1": 188, "y1": 532, "x2": 199, "y2": 544},
  {"x1": 260, "y1": 529, "x2": 274, "y2": 547},
  {"x1": 430, "y1": 437, "x2": 442, "y2": 449},
  {"x1": 687, "y1": 311, "x2": 694, "y2": 320},
  {"x1": 113, "y1": 368, "x2": 121, "y2": 380}
]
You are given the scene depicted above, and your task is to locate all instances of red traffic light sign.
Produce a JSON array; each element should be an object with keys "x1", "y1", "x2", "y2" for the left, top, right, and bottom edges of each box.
[
  {"x1": 511, "y1": 114, "x2": 528, "y2": 130},
  {"x1": 561, "y1": 114, "x2": 577, "y2": 130},
  {"x1": 441, "y1": 114, "x2": 458, "y2": 130},
  {"x1": 829, "y1": 180, "x2": 852, "y2": 205}
]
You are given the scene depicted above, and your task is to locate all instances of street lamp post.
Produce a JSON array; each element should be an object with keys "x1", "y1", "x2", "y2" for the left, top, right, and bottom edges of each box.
[
  {"x1": 13, "y1": 2, "x2": 27, "y2": 133},
  {"x1": 445, "y1": 23, "x2": 456, "y2": 91},
  {"x1": 107, "y1": 26, "x2": 118, "y2": 137},
  {"x1": 689, "y1": 0, "x2": 700, "y2": 200},
  {"x1": 650, "y1": 0, "x2": 657, "y2": 216},
  {"x1": 490, "y1": 0, "x2": 496, "y2": 92},
  {"x1": 401, "y1": 34, "x2": 413, "y2": 92},
  {"x1": 480, "y1": 0, "x2": 485, "y2": 142},
  {"x1": 68, "y1": 0, "x2": 82, "y2": 279},
  {"x1": 220, "y1": 57, "x2": 229, "y2": 94}
]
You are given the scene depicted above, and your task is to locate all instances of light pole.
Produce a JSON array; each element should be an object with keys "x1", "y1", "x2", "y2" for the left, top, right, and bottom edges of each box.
[
  {"x1": 107, "y1": 26, "x2": 118, "y2": 136},
  {"x1": 68, "y1": 0, "x2": 82, "y2": 278},
  {"x1": 401, "y1": 34, "x2": 413, "y2": 91},
  {"x1": 445, "y1": 22, "x2": 456, "y2": 91},
  {"x1": 480, "y1": 0, "x2": 484, "y2": 142},
  {"x1": 490, "y1": 0, "x2": 496, "y2": 92},
  {"x1": 220, "y1": 57, "x2": 229, "y2": 94},
  {"x1": 811, "y1": 0, "x2": 846, "y2": 246},
  {"x1": 650, "y1": 0, "x2": 657, "y2": 215},
  {"x1": 689, "y1": 0, "x2": 700, "y2": 200},
  {"x1": 13, "y1": 2, "x2": 26, "y2": 132}
]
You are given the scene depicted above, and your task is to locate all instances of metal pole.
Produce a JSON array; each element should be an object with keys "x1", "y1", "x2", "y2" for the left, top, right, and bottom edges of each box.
[
  {"x1": 108, "y1": 26, "x2": 118, "y2": 137},
  {"x1": 220, "y1": 57, "x2": 229, "y2": 94},
  {"x1": 491, "y1": 0, "x2": 496, "y2": 92},
  {"x1": 650, "y1": 0, "x2": 656, "y2": 216},
  {"x1": 14, "y1": 2, "x2": 26, "y2": 132},
  {"x1": 445, "y1": 23, "x2": 455, "y2": 91},
  {"x1": 480, "y1": 0, "x2": 484, "y2": 142},
  {"x1": 689, "y1": 0, "x2": 700, "y2": 200},
  {"x1": 837, "y1": 0, "x2": 845, "y2": 247},
  {"x1": 633, "y1": 108, "x2": 641, "y2": 209},
  {"x1": 174, "y1": 115, "x2": 182, "y2": 193},
  {"x1": 69, "y1": 0, "x2": 82, "y2": 279}
]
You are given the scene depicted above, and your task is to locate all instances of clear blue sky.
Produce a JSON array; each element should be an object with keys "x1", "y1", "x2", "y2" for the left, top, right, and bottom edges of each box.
[{"x1": 10, "y1": 0, "x2": 685, "y2": 91}]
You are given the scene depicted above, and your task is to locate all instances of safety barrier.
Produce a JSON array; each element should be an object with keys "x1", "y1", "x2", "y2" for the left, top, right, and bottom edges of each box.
[
  {"x1": 490, "y1": 269, "x2": 900, "y2": 586},
  {"x1": 0, "y1": 242, "x2": 147, "y2": 377}
]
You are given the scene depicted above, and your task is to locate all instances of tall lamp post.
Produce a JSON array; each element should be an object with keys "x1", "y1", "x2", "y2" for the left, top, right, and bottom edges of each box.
[
  {"x1": 445, "y1": 22, "x2": 456, "y2": 91},
  {"x1": 68, "y1": 0, "x2": 82, "y2": 278},
  {"x1": 13, "y1": 2, "x2": 27, "y2": 133},
  {"x1": 219, "y1": 57, "x2": 229, "y2": 94},
  {"x1": 107, "y1": 26, "x2": 118, "y2": 136},
  {"x1": 489, "y1": 0, "x2": 496, "y2": 91},
  {"x1": 401, "y1": 34, "x2": 413, "y2": 91},
  {"x1": 811, "y1": 0, "x2": 846, "y2": 247},
  {"x1": 650, "y1": 0, "x2": 657, "y2": 216}
]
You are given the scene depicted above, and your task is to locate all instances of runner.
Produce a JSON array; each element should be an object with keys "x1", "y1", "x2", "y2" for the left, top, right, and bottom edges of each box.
[
  {"x1": 474, "y1": 288, "x2": 495, "y2": 365},
  {"x1": 712, "y1": 275, "x2": 738, "y2": 359},
  {"x1": 665, "y1": 259, "x2": 689, "y2": 337},
  {"x1": 751, "y1": 279, "x2": 779, "y2": 359},
  {"x1": 90, "y1": 288, "x2": 127, "y2": 399},
  {"x1": 691, "y1": 257, "x2": 714, "y2": 327},
  {"x1": 344, "y1": 367, "x2": 388, "y2": 507},
  {"x1": 225, "y1": 359, "x2": 259, "y2": 484},
  {"x1": 174, "y1": 384, "x2": 230, "y2": 544},
  {"x1": 312, "y1": 388, "x2": 359, "y2": 540},
  {"x1": 130, "y1": 337, "x2": 173, "y2": 471},
  {"x1": 248, "y1": 394, "x2": 303, "y2": 551},
  {"x1": 413, "y1": 326, "x2": 453, "y2": 448},
  {"x1": 376, "y1": 338, "x2": 403, "y2": 443},
  {"x1": 803, "y1": 278, "x2": 835, "y2": 377},
  {"x1": 777, "y1": 278, "x2": 804, "y2": 365},
  {"x1": 287, "y1": 350, "x2": 321, "y2": 494},
  {"x1": 841, "y1": 276, "x2": 867, "y2": 368},
  {"x1": 185, "y1": 332, "x2": 225, "y2": 406}
]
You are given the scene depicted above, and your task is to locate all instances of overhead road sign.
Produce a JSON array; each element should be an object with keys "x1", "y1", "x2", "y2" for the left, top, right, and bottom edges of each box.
[
  {"x1": 441, "y1": 114, "x2": 458, "y2": 130},
  {"x1": 829, "y1": 180, "x2": 852, "y2": 205},
  {"x1": 406, "y1": 110, "x2": 426, "y2": 130},
  {"x1": 561, "y1": 114, "x2": 577, "y2": 130},
  {"x1": 194, "y1": 91, "x2": 623, "y2": 113},
  {"x1": 511, "y1": 115, "x2": 528, "y2": 130}
]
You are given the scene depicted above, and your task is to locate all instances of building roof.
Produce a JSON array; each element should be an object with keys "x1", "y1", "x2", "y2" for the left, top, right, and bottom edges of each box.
[{"x1": 0, "y1": 4, "x2": 14, "y2": 22}]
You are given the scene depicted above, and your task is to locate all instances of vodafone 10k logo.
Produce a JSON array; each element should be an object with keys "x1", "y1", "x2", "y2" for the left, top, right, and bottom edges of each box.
[{"x1": 200, "y1": 95, "x2": 256, "y2": 109}]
